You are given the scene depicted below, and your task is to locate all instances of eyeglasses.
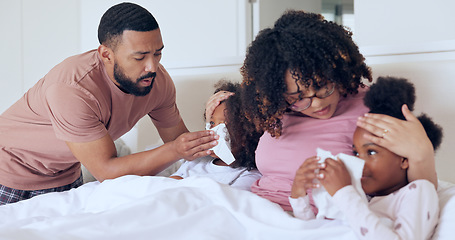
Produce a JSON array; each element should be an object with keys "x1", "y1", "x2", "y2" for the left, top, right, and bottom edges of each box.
[{"x1": 284, "y1": 83, "x2": 336, "y2": 111}]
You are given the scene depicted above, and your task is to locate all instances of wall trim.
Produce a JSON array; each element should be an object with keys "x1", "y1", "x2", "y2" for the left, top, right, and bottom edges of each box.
[
  {"x1": 162, "y1": 56, "x2": 244, "y2": 76},
  {"x1": 360, "y1": 40, "x2": 455, "y2": 65}
]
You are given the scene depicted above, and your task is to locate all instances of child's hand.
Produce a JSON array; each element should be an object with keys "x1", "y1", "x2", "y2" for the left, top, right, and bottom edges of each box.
[
  {"x1": 291, "y1": 156, "x2": 322, "y2": 198},
  {"x1": 318, "y1": 158, "x2": 351, "y2": 196},
  {"x1": 205, "y1": 91, "x2": 234, "y2": 123}
]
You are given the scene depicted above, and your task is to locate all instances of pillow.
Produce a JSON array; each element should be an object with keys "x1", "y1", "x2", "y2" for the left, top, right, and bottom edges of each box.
[{"x1": 432, "y1": 180, "x2": 455, "y2": 239}]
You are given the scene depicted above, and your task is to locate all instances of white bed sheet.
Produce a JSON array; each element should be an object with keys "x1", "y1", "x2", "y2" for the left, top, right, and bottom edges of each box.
[
  {"x1": 0, "y1": 175, "x2": 453, "y2": 240},
  {"x1": 0, "y1": 176, "x2": 355, "y2": 240}
]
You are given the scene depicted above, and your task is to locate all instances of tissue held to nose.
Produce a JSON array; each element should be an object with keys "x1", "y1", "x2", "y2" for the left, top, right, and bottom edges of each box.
[{"x1": 206, "y1": 123, "x2": 236, "y2": 165}]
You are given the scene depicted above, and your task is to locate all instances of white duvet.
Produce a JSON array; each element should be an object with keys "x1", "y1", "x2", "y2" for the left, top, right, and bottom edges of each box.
[
  {"x1": 0, "y1": 175, "x2": 453, "y2": 240},
  {"x1": 0, "y1": 175, "x2": 356, "y2": 240}
]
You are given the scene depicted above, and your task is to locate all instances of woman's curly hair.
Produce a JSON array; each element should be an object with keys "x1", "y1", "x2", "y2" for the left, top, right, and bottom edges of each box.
[
  {"x1": 364, "y1": 76, "x2": 443, "y2": 151},
  {"x1": 212, "y1": 80, "x2": 263, "y2": 170},
  {"x1": 240, "y1": 10, "x2": 372, "y2": 137}
]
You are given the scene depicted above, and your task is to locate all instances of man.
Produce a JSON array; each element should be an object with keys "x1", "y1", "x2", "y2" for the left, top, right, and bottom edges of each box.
[{"x1": 0, "y1": 2, "x2": 217, "y2": 205}]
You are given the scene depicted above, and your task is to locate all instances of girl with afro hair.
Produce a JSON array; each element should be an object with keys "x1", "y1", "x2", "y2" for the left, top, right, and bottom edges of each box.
[
  {"x1": 291, "y1": 76, "x2": 442, "y2": 239},
  {"x1": 170, "y1": 80, "x2": 263, "y2": 191}
]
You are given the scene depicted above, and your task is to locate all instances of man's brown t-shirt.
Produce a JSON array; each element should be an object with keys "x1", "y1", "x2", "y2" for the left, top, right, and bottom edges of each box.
[{"x1": 0, "y1": 50, "x2": 181, "y2": 190}]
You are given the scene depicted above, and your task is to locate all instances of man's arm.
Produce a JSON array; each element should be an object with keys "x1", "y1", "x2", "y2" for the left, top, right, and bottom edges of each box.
[
  {"x1": 156, "y1": 119, "x2": 189, "y2": 143},
  {"x1": 67, "y1": 125, "x2": 217, "y2": 182}
]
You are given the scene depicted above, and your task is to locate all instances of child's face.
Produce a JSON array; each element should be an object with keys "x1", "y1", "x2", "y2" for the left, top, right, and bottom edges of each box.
[
  {"x1": 352, "y1": 127, "x2": 408, "y2": 196},
  {"x1": 209, "y1": 102, "x2": 226, "y2": 129},
  {"x1": 284, "y1": 70, "x2": 340, "y2": 119}
]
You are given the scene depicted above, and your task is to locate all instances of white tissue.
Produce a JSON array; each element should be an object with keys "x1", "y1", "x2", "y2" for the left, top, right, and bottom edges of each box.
[
  {"x1": 206, "y1": 123, "x2": 236, "y2": 165},
  {"x1": 312, "y1": 148, "x2": 368, "y2": 220}
]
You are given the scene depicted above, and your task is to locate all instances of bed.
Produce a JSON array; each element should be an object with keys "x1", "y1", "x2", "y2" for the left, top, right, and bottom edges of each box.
[{"x1": 0, "y1": 174, "x2": 453, "y2": 240}]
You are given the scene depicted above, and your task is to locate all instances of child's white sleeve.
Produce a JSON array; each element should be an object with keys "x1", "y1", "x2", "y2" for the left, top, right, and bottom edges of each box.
[
  {"x1": 332, "y1": 181, "x2": 439, "y2": 240},
  {"x1": 169, "y1": 160, "x2": 191, "y2": 178},
  {"x1": 288, "y1": 196, "x2": 316, "y2": 220},
  {"x1": 230, "y1": 170, "x2": 262, "y2": 191},
  {"x1": 169, "y1": 156, "x2": 209, "y2": 178}
]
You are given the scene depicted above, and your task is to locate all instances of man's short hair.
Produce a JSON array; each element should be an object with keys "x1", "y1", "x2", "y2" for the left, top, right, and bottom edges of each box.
[{"x1": 98, "y1": 2, "x2": 159, "y2": 49}]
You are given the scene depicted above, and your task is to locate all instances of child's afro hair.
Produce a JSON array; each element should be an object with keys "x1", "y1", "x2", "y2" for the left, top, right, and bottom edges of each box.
[
  {"x1": 364, "y1": 76, "x2": 443, "y2": 151},
  {"x1": 211, "y1": 80, "x2": 263, "y2": 170}
]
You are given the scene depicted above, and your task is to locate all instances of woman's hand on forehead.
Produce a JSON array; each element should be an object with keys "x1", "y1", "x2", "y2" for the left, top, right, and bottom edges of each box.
[{"x1": 205, "y1": 91, "x2": 234, "y2": 123}]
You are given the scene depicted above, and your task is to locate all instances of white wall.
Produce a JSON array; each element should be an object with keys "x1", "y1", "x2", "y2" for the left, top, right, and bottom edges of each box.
[
  {"x1": 355, "y1": 0, "x2": 455, "y2": 183},
  {"x1": 251, "y1": 0, "x2": 321, "y2": 37},
  {"x1": 0, "y1": 1, "x2": 22, "y2": 112},
  {"x1": 0, "y1": 0, "x2": 80, "y2": 113},
  {"x1": 355, "y1": 0, "x2": 455, "y2": 47},
  {"x1": 79, "y1": 0, "x2": 250, "y2": 70}
]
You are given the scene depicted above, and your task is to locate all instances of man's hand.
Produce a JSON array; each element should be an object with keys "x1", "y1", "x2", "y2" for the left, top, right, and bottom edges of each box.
[{"x1": 170, "y1": 130, "x2": 219, "y2": 161}]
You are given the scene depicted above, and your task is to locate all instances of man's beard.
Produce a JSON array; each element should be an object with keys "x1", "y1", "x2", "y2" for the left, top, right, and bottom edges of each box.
[{"x1": 113, "y1": 62, "x2": 156, "y2": 96}]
